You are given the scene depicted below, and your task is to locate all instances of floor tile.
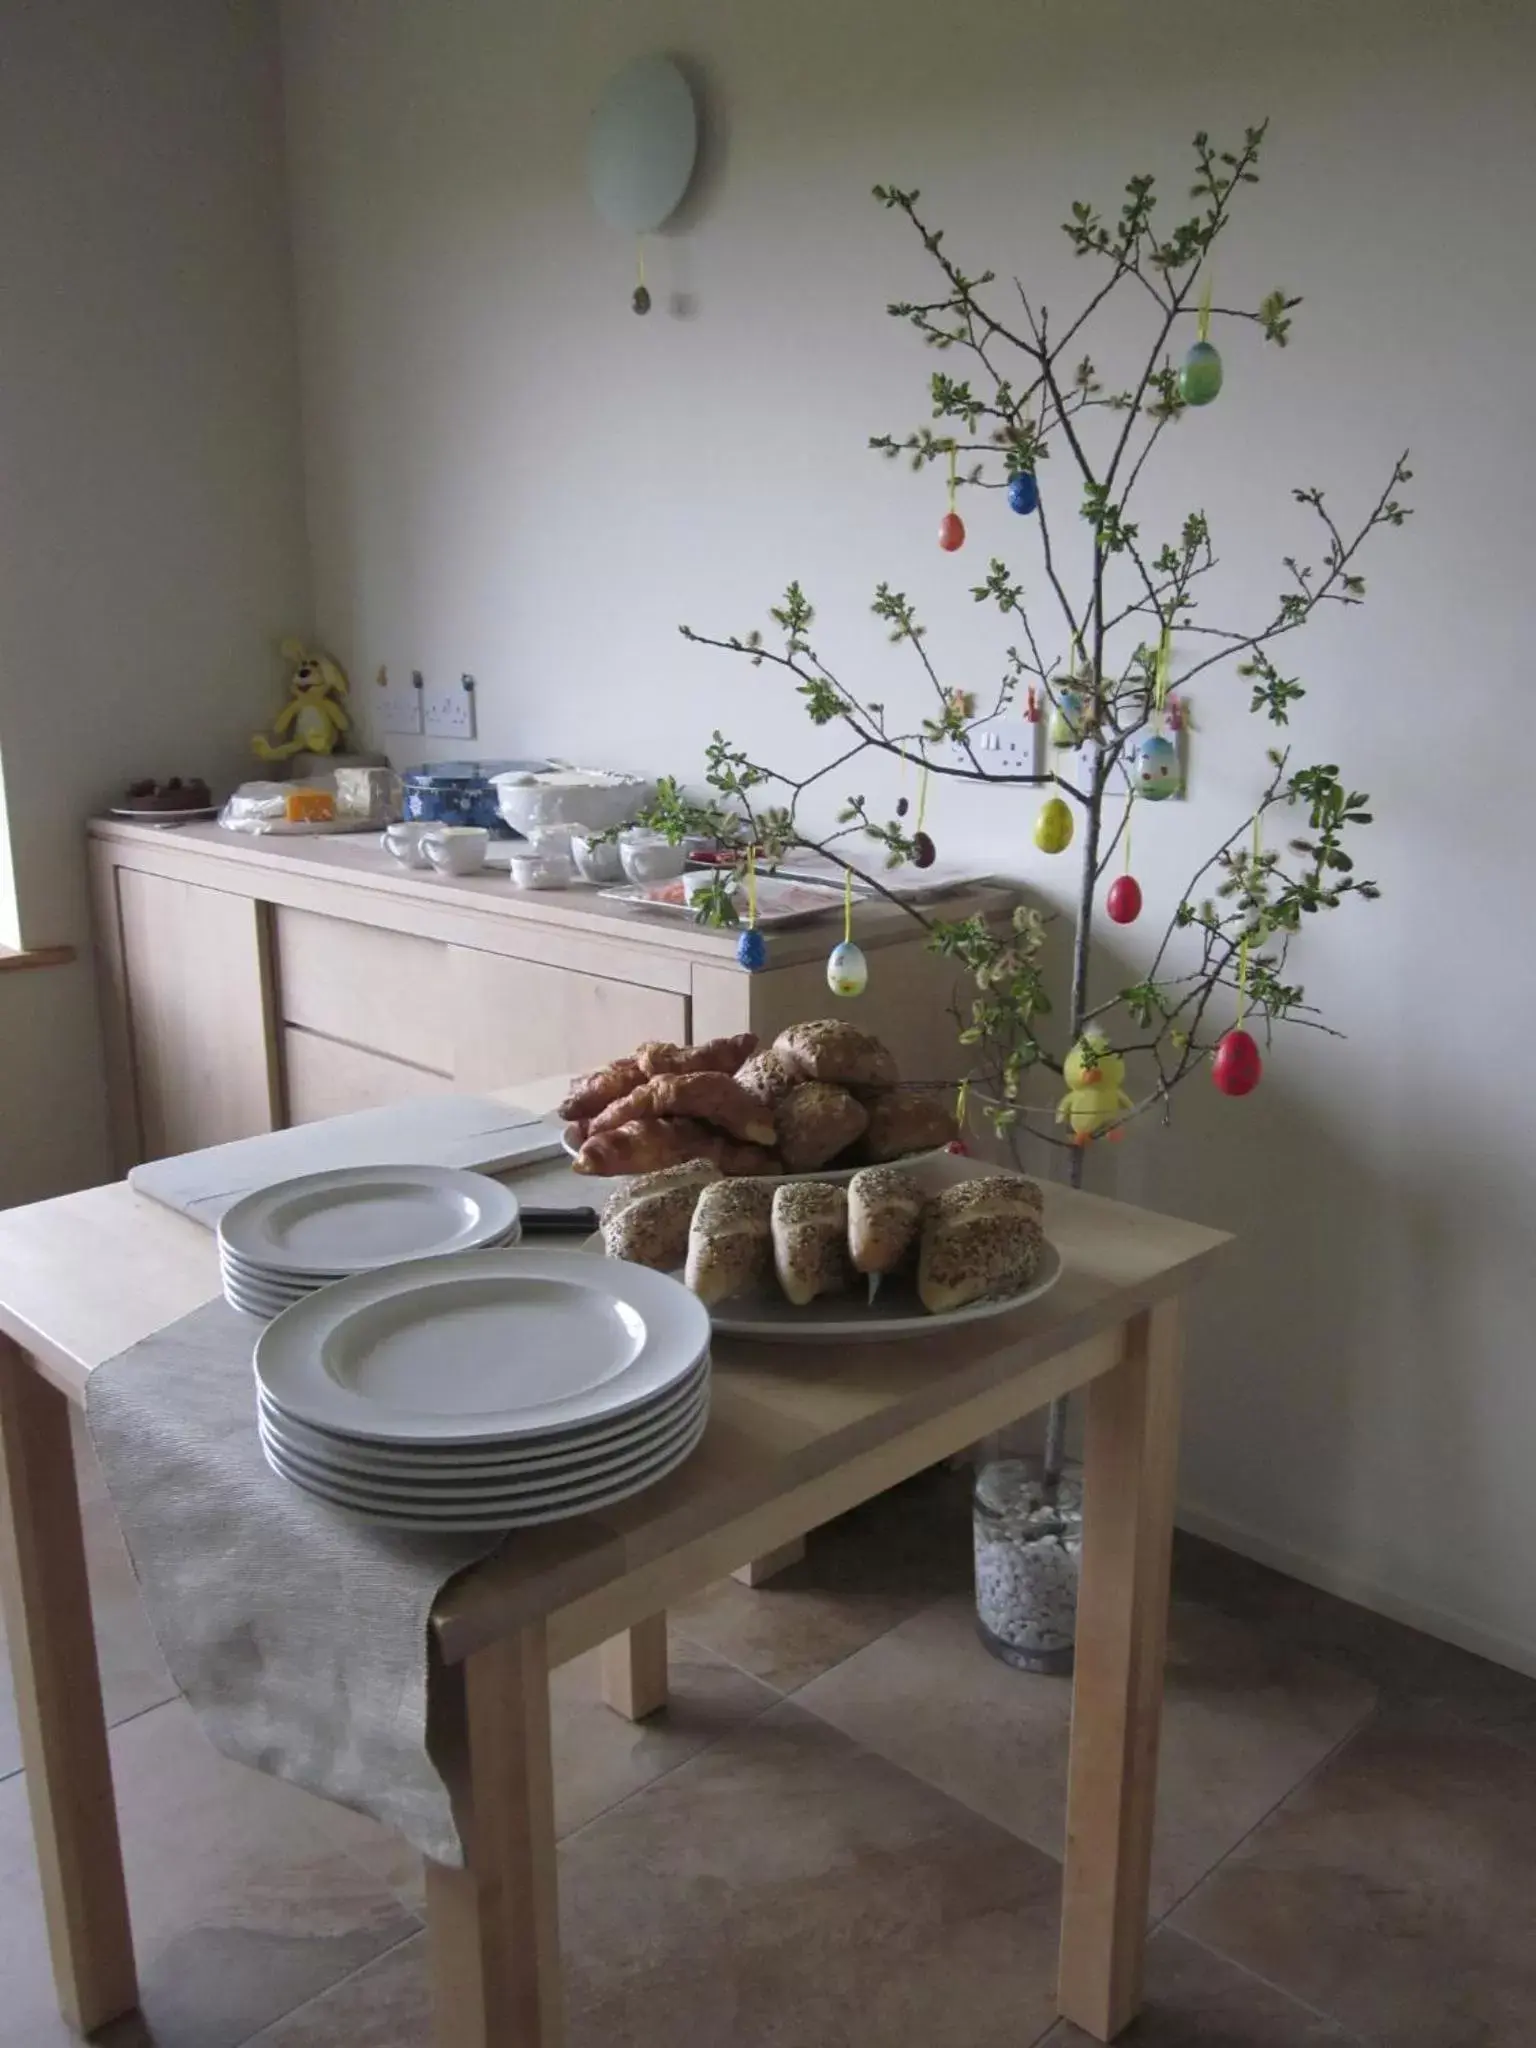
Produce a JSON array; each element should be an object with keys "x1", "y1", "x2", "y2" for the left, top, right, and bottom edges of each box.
[
  {"x1": 1173, "y1": 1531, "x2": 1536, "y2": 1756},
  {"x1": 0, "y1": 1493, "x2": 176, "y2": 1781},
  {"x1": 1040, "y1": 1927, "x2": 1362, "y2": 2044},
  {"x1": 674, "y1": 1463, "x2": 974, "y2": 1691},
  {"x1": 795, "y1": 1590, "x2": 1375, "y2": 1915},
  {"x1": 0, "y1": 1700, "x2": 418, "y2": 2048},
  {"x1": 317, "y1": 1631, "x2": 778, "y2": 1910},
  {"x1": 259, "y1": 1704, "x2": 1067, "y2": 2048},
  {"x1": 1173, "y1": 1705, "x2": 1536, "y2": 2046}
]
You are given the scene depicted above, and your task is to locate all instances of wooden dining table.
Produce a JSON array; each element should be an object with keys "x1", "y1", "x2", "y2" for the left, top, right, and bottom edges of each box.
[{"x1": 0, "y1": 1076, "x2": 1228, "y2": 2046}]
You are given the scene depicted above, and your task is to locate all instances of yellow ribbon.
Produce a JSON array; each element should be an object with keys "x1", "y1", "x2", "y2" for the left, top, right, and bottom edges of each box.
[
  {"x1": 946, "y1": 442, "x2": 958, "y2": 514},
  {"x1": 745, "y1": 842, "x2": 758, "y2": 929},
  {"x1": 636, "y1": 239, "x2": 646, "y2": 293},
  {"x1": 1197, "y1": 271, "x2": 1213, "y2": 345},
  {"x1": 955, "y1": 1075, "x2": 970, "y2": 1130},
  {"x1": 843, "y1": 865, "x2": 853, "y2": 945},
  {"x1": 1154, "y1": 626, "x2": 1172, "y2": 731},
  {"x1": 1123, "y1": 791, "x2": 1134, "y2": 874},
  {"x1": 916, "y1": 757, "x2": 930, "y2": 834},
  {"x1": 1235, "y1": 810, "x2": 1261, "y2": 1027}
]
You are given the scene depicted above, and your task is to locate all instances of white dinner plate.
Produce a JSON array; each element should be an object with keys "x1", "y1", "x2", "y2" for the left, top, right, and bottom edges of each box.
[
  {"x1": 702, "y1": 1239, "x2": 1064, "y2": 1343},
  {"x1": 257, "y1": 1353, "x2": 710, "y2": 1475},
  {"x1": 254, "y1": 1246, "x2": 712, "y2": 1445},
  {"x1": 220, "y1": 1165, "x2": 520, "y2": 1280},
  {"x1": 258, "y1": 1389, "x2": 707, "y2": 1505},
  {"x1": 260, "y1": 1402, "x2": 711, "y2": 1532}
]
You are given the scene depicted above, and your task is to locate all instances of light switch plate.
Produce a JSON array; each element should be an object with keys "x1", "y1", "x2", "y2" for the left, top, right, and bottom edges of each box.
[
  {"x1": 375, "y1": 664, "x2": 424, "y2": 737},
  {"x1": 423, "y1": 672, "x2": 477, "y2": 741}
]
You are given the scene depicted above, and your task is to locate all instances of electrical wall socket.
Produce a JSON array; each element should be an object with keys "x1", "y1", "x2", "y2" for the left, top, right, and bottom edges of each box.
[
  {"x1": 423, "y1": 672, "x2": 477, "y2": 741},
  {"x1": 953, "y1": 718, "x2": 1042, "y2": 777},
  {"x1": 375, "y1": 663, "x2": 423, "y2": 737}
]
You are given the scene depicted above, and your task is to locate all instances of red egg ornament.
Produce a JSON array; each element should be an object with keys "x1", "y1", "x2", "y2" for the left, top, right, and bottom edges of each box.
[
  {"x1": 1106, "y1": 874, "x2": 1142, "y2": 925},
  {"x1": 937, "y1": 510, "x2": 966, "y2": 552},
  {"x1": 1211, "y1": 1028, "x2": 1263, "y2": 1097}
]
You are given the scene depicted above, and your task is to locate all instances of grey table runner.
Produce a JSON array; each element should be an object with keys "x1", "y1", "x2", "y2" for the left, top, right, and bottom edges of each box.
[{"x1": 86, "y1": 1298, "x2": 505, "y2": 1866}]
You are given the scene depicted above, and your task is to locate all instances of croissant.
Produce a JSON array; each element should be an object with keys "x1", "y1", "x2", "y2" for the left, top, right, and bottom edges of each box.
[
  {"x1": 559, "y1": 1057, "x2": 645, "y2": 1122},
  {"x1": 636, "y1": 1032, "x2": 757, "y2": 1079},
  {"x1": 574, "y1": 1117, "x2": 720, "y2": 1177},
  {"x1": 587, "y1": 1072, "x2": 775, "y2": 1146}
]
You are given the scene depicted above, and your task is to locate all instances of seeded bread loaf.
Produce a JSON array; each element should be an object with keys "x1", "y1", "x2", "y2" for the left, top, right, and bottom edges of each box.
[{"x1": 916, "y1": 1174, "x2": 1044, "y2": 1314}]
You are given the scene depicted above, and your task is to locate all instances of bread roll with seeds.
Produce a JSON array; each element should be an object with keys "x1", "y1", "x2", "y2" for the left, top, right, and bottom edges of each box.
[
  {"x1": 773, "y1": 1019, "x2": 898, "y2": 1091},
  {"x1": 847, "y1": 1165, "x2": 925, "y2": 1277},
  {"x1": 916, "y1": 1174, "x2": 1045, "y2": 1314},
  {"x1": 685, "y1": 1179, "x2": 775, "y2": 1305},
  {"x1": 771, "y1": 1182, "x2": 850, "y2": 1306},
  {"x1": 860, "y1": 1089, "x2": 958, "y2": 1162},
  {"x1": 734, "y1": 1048, "x2": 800, "y2": 1110},
  {"x1": 600, "y1": 1160, "x2": 719, "y2": 1270},
  {"x1": 774, "y1": 1082, "x2": 868, "y2": 1172}
]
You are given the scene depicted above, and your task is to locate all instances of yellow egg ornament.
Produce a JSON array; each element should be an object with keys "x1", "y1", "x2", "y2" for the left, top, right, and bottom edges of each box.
[{"x1": 1034, "y1": 795, "x2": 1074, "y2": 854}]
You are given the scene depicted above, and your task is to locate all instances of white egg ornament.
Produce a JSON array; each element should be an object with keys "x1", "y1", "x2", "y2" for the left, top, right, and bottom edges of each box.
[
  {"x1": 826, "y1": 940, "x2": 868, "y2": 998},
  {"x1": 1136, "y1": 733, "x2": 1181, "y2": 801}
]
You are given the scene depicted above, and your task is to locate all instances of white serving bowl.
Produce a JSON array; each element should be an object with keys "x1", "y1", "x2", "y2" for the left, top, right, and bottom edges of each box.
[
  {"x1": 492, "y1": 766, "x2": 653, "y2": 838},
  {"x1": 619, "y1": 831, "x2": 688, "y2": 884}
]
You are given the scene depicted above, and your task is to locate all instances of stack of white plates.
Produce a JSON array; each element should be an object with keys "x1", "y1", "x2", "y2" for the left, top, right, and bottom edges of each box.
[
  {"x1": 253, "y1": 1246, "x2": 712, "y2": 1531},
  {"x1": 217, "y1": 1165, "x2": 521, "y2": 1318}
]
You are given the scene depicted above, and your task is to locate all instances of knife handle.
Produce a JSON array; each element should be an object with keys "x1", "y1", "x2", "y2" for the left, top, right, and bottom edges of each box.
[{"x1": 518, "y1": 1206, "x2": 600, "y2": 1235}]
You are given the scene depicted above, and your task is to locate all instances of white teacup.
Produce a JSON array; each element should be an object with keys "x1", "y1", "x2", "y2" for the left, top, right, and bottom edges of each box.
[
  {"x1": 619, "y1": 830, "x2": 687, "y2": 884},
  {"x1": 381, "y1": 821, "x2": 433, "y2": 868},
  {"x1": 422, "y1": 825, "x2": 489, "y2": 876}
]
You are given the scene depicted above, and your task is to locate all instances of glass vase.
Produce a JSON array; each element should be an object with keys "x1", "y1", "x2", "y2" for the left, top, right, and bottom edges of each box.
[{"x1": 972, "y1": 1456, "x2": 1083, "y2": 1673}]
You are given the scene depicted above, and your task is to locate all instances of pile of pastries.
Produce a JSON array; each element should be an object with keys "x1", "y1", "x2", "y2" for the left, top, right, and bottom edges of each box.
[
  {"x1": 599, "y1": 1157, "x2": 1046, "y2": 1317},
  {"x1": 560, "y1": 1020, "x2": 958, "y2": 1177}
]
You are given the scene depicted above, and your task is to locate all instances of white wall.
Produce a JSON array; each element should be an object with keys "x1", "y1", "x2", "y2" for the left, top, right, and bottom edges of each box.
[
  {"x1": 279, "y1": 0, "x2": 1535, "y2": 1667},
  {"x1": 0, "y1": 0, "x2": 312, "y2": 1200}
]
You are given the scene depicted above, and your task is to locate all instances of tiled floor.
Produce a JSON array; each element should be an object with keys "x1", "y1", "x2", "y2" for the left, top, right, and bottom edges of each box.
[{"x1": 5, "y1": 1455, "x2": 1536, "y2": 2046}]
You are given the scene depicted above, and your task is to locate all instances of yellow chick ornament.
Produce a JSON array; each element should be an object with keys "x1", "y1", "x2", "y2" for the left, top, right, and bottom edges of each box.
[{"x1": 1056, "y1": 1031, "x2": 1133, "y2": 1144}]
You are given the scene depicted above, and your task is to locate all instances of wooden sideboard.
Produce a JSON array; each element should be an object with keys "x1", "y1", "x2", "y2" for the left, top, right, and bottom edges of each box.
[{"x1": 87, "y1": 821, "x2": 1012, "y2": 1171}]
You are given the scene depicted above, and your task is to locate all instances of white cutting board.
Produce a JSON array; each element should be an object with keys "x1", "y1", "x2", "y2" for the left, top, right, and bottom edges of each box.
[{"x1": 130, "y1": 1096, "x2": 568, "y2": 1230}]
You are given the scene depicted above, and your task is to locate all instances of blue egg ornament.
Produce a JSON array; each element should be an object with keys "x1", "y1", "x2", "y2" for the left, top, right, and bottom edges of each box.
[
  {"x1": 1006, "y1": 471, "x2": 1039, "y2": 515},
  {"x1": 826, "y1": 940, "x2": 868, "y2": 998},
  {"x1": 736, "y1": 928, "x2": 768, "y2": 972},
  {"x1": 1178, "y1": 340, "x2": 1223, "y2": 407},
  {"x1": 1049, "y1": 687, "x2": 1084, "y2": 749},
  {"x1": 1136, "y1": 733, "x2": 1181, "y2": 801}
]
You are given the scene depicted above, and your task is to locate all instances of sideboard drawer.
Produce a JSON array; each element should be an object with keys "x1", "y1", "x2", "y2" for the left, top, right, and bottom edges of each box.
[
  {"x1": 282, "y1": 1028, "x2": 457, "y2": 1123},
  {"x1": 274, "y1": 909, "x2": 448, "y2": 1072}
]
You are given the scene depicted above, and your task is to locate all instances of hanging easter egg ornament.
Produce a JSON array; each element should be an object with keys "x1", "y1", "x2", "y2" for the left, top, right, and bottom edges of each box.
[
  {"x1": 735, "y1": 847, "x2": 766, "y2": 970},
  {"x1": 827, "y1": 940, "x2": 868, "y2": 998},
  {"x1": 826, "y1": 870, "x2": 868, "y2": 998},
  {"x1": 908, "y1": 759, "x2": 936, "y2": 867},
  {"x1": 1136, "y1": 732, "x2": 1180, "y2": 800},
  {"x1": 1049, "y1": 687, "x2": 1084, "y2": 749},
  {"x1": 1034, "y1": 793, "x2": 1074, "y2": 854},
  {"x1": 1212, "y1": 1027, "x2": 1262, "y2": 1095},
  {"x1": 1007, "y1": 470, "x2": 1039, "y2": 516},
  {"x1": 1178, "y1": 274, "x2": 1223, "y2": 406},
  {"x1": 938, "y1": 442, "x2": 965, "y2": 551},
  {"x1": 1213, "y1": 817, "x2": 1265, "y2": 1095},
  {"x1": 1106, "y1": 874, "x2": 1142, "y2": 925}
]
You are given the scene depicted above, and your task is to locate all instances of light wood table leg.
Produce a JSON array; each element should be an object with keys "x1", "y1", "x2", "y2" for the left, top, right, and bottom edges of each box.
[
  {"x1": 1058, "y1": 1300, "x2": 1184, "y2": 2042},
  {"x1": 732, "y1": 1535, "x2": 806, "y2": 1586},
  {"x1": 427, "y1": 1623, "x2": 564, "y2": 2048},
  {"x1": 599, "y1": 1612, "x2": 668, "y2": 1721},
  {"x1": 0, "y1": 1338, "x2": 138, "y2": 2033}
]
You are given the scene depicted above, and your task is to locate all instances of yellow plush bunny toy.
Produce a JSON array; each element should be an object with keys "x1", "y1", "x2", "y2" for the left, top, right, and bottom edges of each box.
[{"x1": 252, "y1": 640, "x2": 351, "y2": 762}]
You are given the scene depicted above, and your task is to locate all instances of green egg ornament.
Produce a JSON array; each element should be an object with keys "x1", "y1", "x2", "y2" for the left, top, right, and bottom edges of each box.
[
  {"x1": 826, "y1": 940, "x2": 868, "y2": 998},
  {"x1": 1136, "y1": 733, "x2": 1180, "y2": 801},
  {"x1": 1178, "y1": 339, "x2": 1223, "y2": 407},
  {"x1": 1034, "y1": 796, "x2": 1074, "y2": 854}
]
